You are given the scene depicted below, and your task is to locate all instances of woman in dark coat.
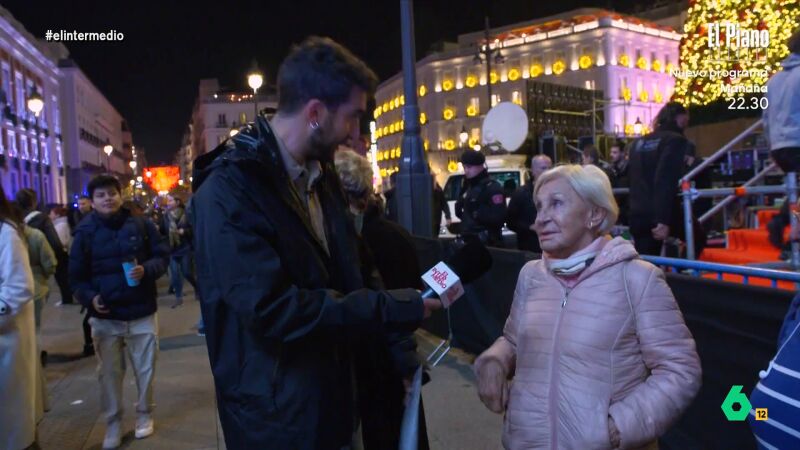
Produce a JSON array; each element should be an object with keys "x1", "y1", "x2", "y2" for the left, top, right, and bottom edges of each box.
[{"x1": 335, "y1": 148, "x2": 430, "y2": 450}]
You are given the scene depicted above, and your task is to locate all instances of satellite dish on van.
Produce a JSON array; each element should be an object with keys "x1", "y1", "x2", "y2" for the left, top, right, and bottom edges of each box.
[{"x1": 481, "y1": 102, "x2": 528, "y2": 152}]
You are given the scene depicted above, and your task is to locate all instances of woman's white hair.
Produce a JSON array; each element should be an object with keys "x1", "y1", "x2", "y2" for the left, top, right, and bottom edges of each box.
[
  {"x1": 533, "y1": 164, "x2": 619, "y2": 234},
  {"x1": 334, "y1": 148, "x2": 373, "y2": 199}
]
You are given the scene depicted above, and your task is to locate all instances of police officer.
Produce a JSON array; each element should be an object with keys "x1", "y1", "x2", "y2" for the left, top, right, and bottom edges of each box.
[
  {"x1": 628, "y1": 102, "x2": 691, "y2": 256},
  {"x1": 455, "y1": 151, "x2": 507, "y2": 246}
]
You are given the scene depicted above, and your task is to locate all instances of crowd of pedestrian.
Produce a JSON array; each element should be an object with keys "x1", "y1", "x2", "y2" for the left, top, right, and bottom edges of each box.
[{"x1": 2, "y1": 29, "x2": 799, "y2": 450}]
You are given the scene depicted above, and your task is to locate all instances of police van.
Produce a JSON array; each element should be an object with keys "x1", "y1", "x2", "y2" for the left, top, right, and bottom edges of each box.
[{"x1": 439, "y1": 154, "x2": 529, "y2": 238}]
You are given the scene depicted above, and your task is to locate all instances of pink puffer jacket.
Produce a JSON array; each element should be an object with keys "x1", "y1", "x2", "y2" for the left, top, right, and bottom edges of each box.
[{"x1": 475, "y1": 237, "x2": 701, "y2": 450}]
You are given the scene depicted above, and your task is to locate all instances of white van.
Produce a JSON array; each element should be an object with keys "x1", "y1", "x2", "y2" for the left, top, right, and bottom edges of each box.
[{"x1": 439, "y1": 154, "x2": 530, "y2": 238}]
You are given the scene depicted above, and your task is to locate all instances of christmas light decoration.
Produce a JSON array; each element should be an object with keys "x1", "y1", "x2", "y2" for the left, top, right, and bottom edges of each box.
[
  {"x1": 467, "y1": 104, "x2": 479, "y2": 117},
  {"x1": 465, "y1": 74, "x2": 478, "y2": 88},
  {"x1": 419, "y1": 85, "x2": 427, "y2": 97},
  {"x1": 652, "y1": 60, "x2": 663, "y2": 72},
  {"x1": 530, "y1": 63, "x2": 544, "y2": 77},
  {"x1": 444, "y1": 139, "x2": 456, "y2": 150},
  {"x1": 490, "y1": 70, "x2": 499, "y2": 84},
  {"x1": 552, "y1": 60, "x2": 566, "y2": 75},
  {"x1": 420, "y1": 112, "x2": 427, "y2": 124},
  {"x1": 579, "y1": 55, "x2": 593, "y2": 69},
  {"x1": 619, "y1": 54, "x2": 630, "y2": 67},
  {"x1": 674, "y1": 0, "x2": 800, "y2": 105},
  {"x1": 442, "y1": 79, "x2": 454, "y2": 91},
  {"x1": 443, "y1": 107, "x2": 456, "y2": 120},
  {"x1": 448, "y1": 160, "x2": 459, "y2": 173},
  {"x1": 637, "y1": 56, "x2": 649, "y2": 70},
  {"x1": 508, "y1": 68, "x2": 521, "y2": 81},
  {"x1": 621, "y1": 87, "x2": 632, "y2": 101}
]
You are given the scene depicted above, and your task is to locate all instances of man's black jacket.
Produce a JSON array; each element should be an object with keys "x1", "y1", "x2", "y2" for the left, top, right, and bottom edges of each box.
[
  {"x1": 189, "y1": 117, "x2": 423, "y2": 450},
  {"x1": 628, "y1": 124, "x2": 690, "y2": 226},
  {"x1": 506, "y1": 182, "x2": 541, "y2": 253}
]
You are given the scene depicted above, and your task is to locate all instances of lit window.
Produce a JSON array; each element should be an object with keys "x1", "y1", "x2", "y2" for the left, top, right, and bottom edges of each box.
[{"x1": 511, "y1": 91, "x2": 522, "y2": 106}]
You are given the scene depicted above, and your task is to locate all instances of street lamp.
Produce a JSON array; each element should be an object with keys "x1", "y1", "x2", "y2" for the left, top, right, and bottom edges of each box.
[
  {"x1": 459, "y1": 126, "x2": 469, "y2": 145},
  {"x1": 473, "y1": 16, "x2": 505, "y2": 113},
  {"x1": 27, "y1": 87, "x2": 43, "y2": 117},
  {"x1": 129, "y1": 160, "x2": 137, "y2": 171},
  {"x1": 633, "y1": 117, "x2": 643, "y2": 136},
  {"x1": 27, "y1": 86, "x2": 46, "y2": 201},
  {"x1": 136, "y1": 176, "x2": 143, "y2": 183},
  {"x1": 247, "y1": 61, "x2": 264, "y2": 122}
]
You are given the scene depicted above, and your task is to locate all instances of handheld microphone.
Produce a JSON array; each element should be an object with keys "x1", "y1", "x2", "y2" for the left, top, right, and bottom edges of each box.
[{"x1": 420, "y1": 241, "x2": 492, "y2": 308}]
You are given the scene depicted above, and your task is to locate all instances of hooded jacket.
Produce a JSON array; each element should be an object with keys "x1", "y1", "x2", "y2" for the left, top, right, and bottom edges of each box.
[
  {"x1": 69, "y1": 208, "x2": 168, "y2": 321},
  {"x1": 188, "y1": 117, "x2": 424, "y2": 450},
  {"x1": 475, "y1": 237, "x2": 701, "y2": 449},
  {"x1": 765, "y1": 54, "x2": 800, "y2": 150}
]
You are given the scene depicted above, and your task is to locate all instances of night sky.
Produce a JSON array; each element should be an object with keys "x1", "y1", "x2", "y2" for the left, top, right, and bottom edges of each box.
[{"x1": 5, "y1": 0, "x2": 639, "y2": 164}]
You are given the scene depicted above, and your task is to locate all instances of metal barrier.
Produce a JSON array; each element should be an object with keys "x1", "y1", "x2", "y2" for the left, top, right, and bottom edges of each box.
[
  {"x1": 641, "y1": 255, "x2": 800, "y2": 288},
  {"x1": 676, "y1": 118, "x2": 800, "y2": 267},
  {"x1": 698, "y1": 162, "x2": 778, "y2": 224}
]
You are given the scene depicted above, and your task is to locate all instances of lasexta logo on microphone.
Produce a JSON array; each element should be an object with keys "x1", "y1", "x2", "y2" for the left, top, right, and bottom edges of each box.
[{"x1": 431, "y1": 267, "x2": 449, "y2": 289}]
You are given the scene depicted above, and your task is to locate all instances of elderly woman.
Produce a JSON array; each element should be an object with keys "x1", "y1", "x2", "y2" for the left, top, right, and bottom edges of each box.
[{"x1": 475, "y1": 164, "x2": 701, "y2": 450}]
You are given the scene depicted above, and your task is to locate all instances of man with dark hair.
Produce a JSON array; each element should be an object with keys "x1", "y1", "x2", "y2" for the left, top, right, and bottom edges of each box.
[
  {"x1": 507, "y1": 154, "x2": 552, "y2": 252},
  {"x1": 190, "y1": 37, "x2": 439, "y2": 449},
  {"x1": 608, "y1": 140, "x2": 630, "y2": 225},
  {"x1": 581, "y1": 144, "x2": 601, "y2": 167},
  {"x1": 15, "y1": 189, "x2": 69, "y2": 302},
  {"x1": 764, "y1": 28, "x2": 800, "y2": 173},
  {"x1": 70, "y1": 195, "x2": 93, "y2": 229},
  {"x1": 70, "y1": 174, "x2": 169, "y2": 449},
  {"x1": 628, "y1": 102, "x2": 691, "y2": 255}
]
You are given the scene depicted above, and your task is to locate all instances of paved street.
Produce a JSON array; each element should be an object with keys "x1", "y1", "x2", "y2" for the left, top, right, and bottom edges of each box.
[{"x1": 36, "y1": 280, "x2": 502, "y2": 450}]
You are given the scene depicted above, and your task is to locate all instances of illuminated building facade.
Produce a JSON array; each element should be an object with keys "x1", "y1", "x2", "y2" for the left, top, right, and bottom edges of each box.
[
  {"x1": 373, "y1": 8, "x2": 682, "y2": 181},
  {"x1": 0, "y1": 6, "x2": 68, "y2": 203}
]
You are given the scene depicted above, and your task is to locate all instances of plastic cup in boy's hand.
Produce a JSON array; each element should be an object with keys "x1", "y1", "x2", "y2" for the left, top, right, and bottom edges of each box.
[{"x1": 122, "y1": 257, "x2": 140, "y2": 287}]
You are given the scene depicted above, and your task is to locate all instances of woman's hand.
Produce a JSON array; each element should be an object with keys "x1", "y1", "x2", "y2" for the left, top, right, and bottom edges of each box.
[{"x1": 477, "y1": 359, "x2": 509, "y2": 414}]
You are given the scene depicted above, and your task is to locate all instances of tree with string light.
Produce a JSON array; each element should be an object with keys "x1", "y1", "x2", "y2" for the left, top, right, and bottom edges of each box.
[{"x1": 674, "y1": 0, "x2": 800, "y2": 106}]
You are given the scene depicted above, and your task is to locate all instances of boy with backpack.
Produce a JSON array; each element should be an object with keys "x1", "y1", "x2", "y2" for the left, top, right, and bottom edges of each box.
[{"x1": 69, "y1": 175, "x2": 168, "y2": 449}]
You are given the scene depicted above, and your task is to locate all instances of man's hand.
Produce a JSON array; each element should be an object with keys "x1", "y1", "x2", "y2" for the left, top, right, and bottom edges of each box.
[
  {"x1": 651, "y1": 223, "x2": 670, "y2": 241},
  {"x1": 92, "y1": 295, "x2": 110, "y2": 314},
  {"x1": 128, "y1": 265, "x2": 145, "y2": 282},
  {"x1": 422, "y1": 297, "x2": 442, "y2": 319},
  {"x1": 477, "y1": 359, "x2": 509, "y2": 414}
]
